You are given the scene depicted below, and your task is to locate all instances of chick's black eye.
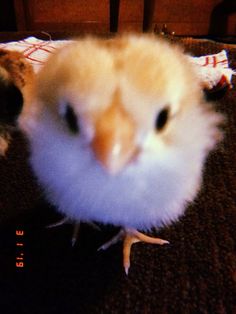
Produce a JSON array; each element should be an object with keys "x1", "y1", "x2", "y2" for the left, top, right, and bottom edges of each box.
[
  {"x1": 64, "y1": 105, "x2": 79, "y2": 133},
  {"x1": 155, "y1": 107, "x2": 169, "y2": 131}
]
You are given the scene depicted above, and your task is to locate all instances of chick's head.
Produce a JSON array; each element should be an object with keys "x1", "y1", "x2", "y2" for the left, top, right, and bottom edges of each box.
[{"x1": 22, "y1": 35, "x2": 223, "y2": 229}]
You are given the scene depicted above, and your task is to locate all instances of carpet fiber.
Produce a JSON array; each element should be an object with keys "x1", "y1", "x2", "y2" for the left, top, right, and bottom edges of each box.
[{"x1": 0, "y1": 36, "x2": 235, "y2": 314}]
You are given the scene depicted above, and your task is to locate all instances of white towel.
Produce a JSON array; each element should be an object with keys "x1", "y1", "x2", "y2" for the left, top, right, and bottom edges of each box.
[{"x1": 0, "y1": 36, "x2": 235, "y2": 88}]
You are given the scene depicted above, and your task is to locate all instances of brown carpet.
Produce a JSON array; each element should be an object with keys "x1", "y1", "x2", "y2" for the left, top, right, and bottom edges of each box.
[{"x1": 0, "y1": 36, "x2": 235, "y2": 314}]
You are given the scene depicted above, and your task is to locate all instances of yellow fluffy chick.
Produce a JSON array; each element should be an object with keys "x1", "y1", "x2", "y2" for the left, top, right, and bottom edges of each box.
[
  {"x1": 0, "y1": 49, "x2": 34, "y2": 156},
  {"x1": 20, "y1": 35, "x2": 223, "y2": 273}
]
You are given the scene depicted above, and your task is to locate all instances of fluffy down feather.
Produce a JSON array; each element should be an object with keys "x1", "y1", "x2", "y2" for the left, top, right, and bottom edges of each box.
[{"x1": 20, "y1": 34, "x2": 223, "y2": 231}]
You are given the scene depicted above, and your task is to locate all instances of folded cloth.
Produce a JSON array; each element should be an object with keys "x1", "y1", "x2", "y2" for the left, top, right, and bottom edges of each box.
[
  {"x1": 189, "y1": 50, "x2": 235, "y2": 89},
  {"x1": 0, "y1": 37, "x2": 68, "y2": 72},
  {"x1": 0, "y1": 36, "x2": 235, "y2": 89}
]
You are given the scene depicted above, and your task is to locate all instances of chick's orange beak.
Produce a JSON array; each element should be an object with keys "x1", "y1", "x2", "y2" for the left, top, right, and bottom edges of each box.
[{"x1": 91, "y1": 92, "x2": 138, "y2": 175}]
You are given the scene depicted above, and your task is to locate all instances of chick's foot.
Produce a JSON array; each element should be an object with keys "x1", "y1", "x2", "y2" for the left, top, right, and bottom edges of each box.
[
  {"x1": 98, "y1": 228, "x2": 169, "y2": 274},
  {"x1": 46, "y1": 218, "x2": 100, "y2": 246},
  {"x1": 71, "y1": 221, "x2": 101, "y2": 246},
  {"x1": 46, "y1": 217, "x2": 80, "y2": 246},
  {"x1": 46, "y1": 216, "x2": 71, "y2": 228}
]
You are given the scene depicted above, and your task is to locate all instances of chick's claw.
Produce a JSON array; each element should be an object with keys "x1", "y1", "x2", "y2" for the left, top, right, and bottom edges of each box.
[
  {"x1": 71, "y1": 221, "x2": 101, "y2": 246},
  {"x1": 46, "y1": 216, "x2": 71, "y2": 228},
  {"x1": 98, "y1": 228, "x2": 170, "y2": 275},
  {"x1": 71, "y1": 222, "x2": 80, "y2": 247}
]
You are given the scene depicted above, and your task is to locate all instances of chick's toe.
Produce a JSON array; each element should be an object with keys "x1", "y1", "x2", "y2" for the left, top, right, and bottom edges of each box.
[{"x1": 99, "y1": 228, "x2": 169, "y2": 274}]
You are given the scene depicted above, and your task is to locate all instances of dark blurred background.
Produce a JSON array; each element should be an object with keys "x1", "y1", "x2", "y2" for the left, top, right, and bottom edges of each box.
[{"x1": 0, "y1": 0, "x2": 235, "y2": 41}]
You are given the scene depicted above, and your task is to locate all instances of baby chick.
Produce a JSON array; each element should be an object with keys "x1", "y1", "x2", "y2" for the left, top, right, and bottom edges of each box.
[
  {"x1": 0, "y1": 49, "x2": 34, "y2": 156},
  {"x1": 20, "y1": 35, "x2": 223, "y2": 273}
]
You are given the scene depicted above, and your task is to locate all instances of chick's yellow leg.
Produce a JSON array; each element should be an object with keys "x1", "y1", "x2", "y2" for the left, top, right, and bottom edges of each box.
[{"x1": 98, "y1": 228, "x2": 169, "y2": 274}]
